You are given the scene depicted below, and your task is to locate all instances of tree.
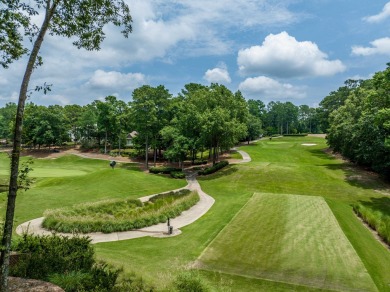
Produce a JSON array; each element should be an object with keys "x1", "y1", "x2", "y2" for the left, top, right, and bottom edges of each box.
[
  {"x1": 0, "y1": 1, "x2": 132, "y2": 289},
  {"x1": 131, "y1": 85, "x2": 172, "y2": 168}
]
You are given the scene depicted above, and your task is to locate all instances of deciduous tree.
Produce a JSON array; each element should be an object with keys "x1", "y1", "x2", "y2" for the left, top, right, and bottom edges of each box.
[{"x1": 0, "y1": 1, "x2": 132, "y2": 289}]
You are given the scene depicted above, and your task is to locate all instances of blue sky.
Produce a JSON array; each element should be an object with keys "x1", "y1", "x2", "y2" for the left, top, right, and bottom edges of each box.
[{"x1": 1, "y1": 0, "x2": 390, "y2": 107}]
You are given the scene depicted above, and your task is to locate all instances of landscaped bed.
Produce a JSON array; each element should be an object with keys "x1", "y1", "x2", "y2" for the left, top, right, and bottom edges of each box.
[{"x1": 42, "y1": 189, "x2": 199, "y2": 233}]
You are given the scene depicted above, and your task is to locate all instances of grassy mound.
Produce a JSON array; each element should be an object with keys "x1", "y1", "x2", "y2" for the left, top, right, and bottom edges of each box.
[
  {"x1": 43, "y1": 189, "x2": 199, "y2": 233},
  {"x1": 197, "y1": 193, "x2": 377, "y2": 292}
]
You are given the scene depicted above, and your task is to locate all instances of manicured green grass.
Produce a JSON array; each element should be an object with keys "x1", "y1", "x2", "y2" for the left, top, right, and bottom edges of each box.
[
  {"x1": 197, "y1": 193, "x2": 377, "y2": 291},
  {"x1": 96, "y1": 138, "x2": 389, "y2": 291},
  {"x1": 2, "y1": 137, "x2": 389, "y2": 291},
  {"x1": 0, "y1": 153, "x2": 187, "y2": 228}
]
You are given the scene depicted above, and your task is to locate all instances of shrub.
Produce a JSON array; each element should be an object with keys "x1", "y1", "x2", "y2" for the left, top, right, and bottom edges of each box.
[
  {"x1": 173, "y1": 271, "x2": 210, "y2": 292},
  {"x1": 283, "y1": 134, "x2": 308, "y2": 137},
  {"x1": 149, "y1": 166, "x2": 182, "y2": 174},
  {"x1": 198, "y1": 161, "x2": 229, "y2": 176},
  {"x1": 11, "y1": 233, "x2": 124, "y2": 291},
  {"x1": 10, "y1": 234, "x2": 94, "y2": 280},
  {"x1": 192, "y1": 159, "x2": 208, "y2": 165},
  {"x1": 170, "y1": 171, "x2": 186, "y2": 179}
]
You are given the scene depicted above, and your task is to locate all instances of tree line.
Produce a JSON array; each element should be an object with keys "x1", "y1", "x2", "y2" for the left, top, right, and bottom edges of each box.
[
  {"x1": 322, "y1": 65, "x2": 390, "y2": 177},
  {"x1": 0, "y1": 83, "x2": 322, "y2": 165}
]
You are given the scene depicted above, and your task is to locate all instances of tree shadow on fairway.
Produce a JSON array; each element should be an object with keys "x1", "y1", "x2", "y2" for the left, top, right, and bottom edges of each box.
[
  {"x1": 307, "y1": 148, "x2": 337, "y2": 161},
  {"x1": 117, "y1": 163, "x2": 142, "y2": 172},
  {"x1": 357, "y1": 197, "x2": 390, "y2": 217}
]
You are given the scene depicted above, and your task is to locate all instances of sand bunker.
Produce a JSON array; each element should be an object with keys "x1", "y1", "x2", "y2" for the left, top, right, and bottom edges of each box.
[{"x1": 302, "y1": 143, "x2": 317, "y2": 146}]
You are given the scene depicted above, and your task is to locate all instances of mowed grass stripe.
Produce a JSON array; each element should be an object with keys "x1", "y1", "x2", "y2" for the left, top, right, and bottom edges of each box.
[{"x1": 198, "y1": 193, "x2": 377, "y2": 292}]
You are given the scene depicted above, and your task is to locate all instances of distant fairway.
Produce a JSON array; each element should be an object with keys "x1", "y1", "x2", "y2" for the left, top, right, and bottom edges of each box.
[
  {"x1": 0, "y1": 168, "x2": 87, "y2": 177},
  {"x1": 197, "y1": 193, "x2": 377, "y2": 292}
]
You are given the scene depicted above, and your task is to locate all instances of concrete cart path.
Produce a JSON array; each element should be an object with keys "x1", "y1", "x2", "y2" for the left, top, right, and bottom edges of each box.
[{"x1": 16, "y1": 151, "x2": 251, "y2": 244}]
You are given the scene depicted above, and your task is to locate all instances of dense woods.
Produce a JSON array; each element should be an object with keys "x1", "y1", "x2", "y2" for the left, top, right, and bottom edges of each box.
[{"x1": 0, "y1": 83, "x2": 320, "y2": 165}]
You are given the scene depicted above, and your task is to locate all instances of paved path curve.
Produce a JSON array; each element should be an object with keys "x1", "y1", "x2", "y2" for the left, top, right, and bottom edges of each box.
[{"x1": 16, "y1": 150, "x2": 251, "y2": 244}]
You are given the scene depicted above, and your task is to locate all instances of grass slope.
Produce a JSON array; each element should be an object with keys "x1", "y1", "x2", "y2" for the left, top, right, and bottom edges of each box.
[
  {"x1": 0, "y1": 153, "x2": 187, "y2": 228},
  {"x1": 197, "y1": 193, "x2": 377, "y2": 292}
]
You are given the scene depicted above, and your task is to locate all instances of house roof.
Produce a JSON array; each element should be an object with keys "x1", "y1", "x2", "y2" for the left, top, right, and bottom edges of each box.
[{"x1": 127, "y1": 131, "x2": 138, "y2": 139}]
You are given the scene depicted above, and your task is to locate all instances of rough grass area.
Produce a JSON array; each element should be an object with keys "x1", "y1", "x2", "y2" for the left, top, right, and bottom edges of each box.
[
  {"x1": 42, "y1": 190, "x2": 199, "y2": 233},
  {"x1": 197, "y1": 193, "x2": 377, "y2": 292}
]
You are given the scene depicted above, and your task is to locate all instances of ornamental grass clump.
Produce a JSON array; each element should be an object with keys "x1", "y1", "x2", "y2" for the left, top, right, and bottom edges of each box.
[
  {"x1": 353, "y1": 203, "x2": 390, "y2": 245},
  {"x1": 43, "y1": 189, "x2": 199, "y2": 233}
]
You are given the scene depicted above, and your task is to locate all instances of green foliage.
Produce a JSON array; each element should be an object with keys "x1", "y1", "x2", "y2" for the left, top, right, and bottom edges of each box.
[
  {"x1": 193, "y1": 160, "x2": 208, "y2": 165},
  {"x1": 283, "y1": 134, "x2": 308, "y2": 137},
  {"x1": 43, "y1": 190, "x2": 199, "y2": 233},
  {"x1": 173, "y1": 271, "x2": 211, "y2": 292},
  {"x1": 170, "y1": 171, "x2": 186, "y2": 179},
  {"x1": 353, "y1": 203, "x2": 390, "y2": 244},
  {"x1": 326, "y1": 69, "x2": 390, "y2": 176},
  {"x1": 198, "y1": 161, "x2": 229, "y2": 175},
  {"x1": 113, "y1": 272, "x2": 155, "y2": 292},
  {"x1": 10, "y1": 234, "x2": 122, "y2": 291},
  {"x1": 149, "y1": 166, "x2": 182, "y2": 174},
  {"x1": 10, "y1": 234, "x2": 94, "y2": 279}
]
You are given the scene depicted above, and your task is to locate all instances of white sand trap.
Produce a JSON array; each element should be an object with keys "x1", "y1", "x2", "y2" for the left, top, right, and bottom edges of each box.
[{"x1": 302, "y1": 143, "x2": 317, "y2": 146}]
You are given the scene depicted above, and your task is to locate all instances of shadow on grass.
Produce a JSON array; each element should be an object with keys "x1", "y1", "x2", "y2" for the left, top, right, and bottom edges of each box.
[
  {"x1": 307, "y1": 148, "x2": 337, "y2": 161},
  {"x1": 357, "y1": 197, "x2": 390, "y2": 217},
  {"x1": 310, "y1": 147, "x2": 390, "y2": 194},
  {"x1": 319, "y1": 162, "x2": 390, "y2": 193},
  {"x1": 118, "y1": 163, "x2": 142, "y2": 172}
]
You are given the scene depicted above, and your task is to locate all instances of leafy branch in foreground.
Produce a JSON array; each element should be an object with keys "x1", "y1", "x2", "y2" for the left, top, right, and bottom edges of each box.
[{"x1": 0, "y1": 0, "x2": 133, "y2": 289}]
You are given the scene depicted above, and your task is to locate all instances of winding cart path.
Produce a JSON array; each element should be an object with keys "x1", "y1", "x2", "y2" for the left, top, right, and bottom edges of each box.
[{"x1": 16, "y1": 150, "x2": 251, "y2": 243}]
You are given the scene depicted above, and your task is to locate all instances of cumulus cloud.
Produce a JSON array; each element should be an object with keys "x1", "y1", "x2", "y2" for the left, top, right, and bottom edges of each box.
[
  {"x1": 203, "y1": 63, "x2": 231, "y2": 84},
  {"x1": 86, "y1": 70, "x2": 147, "y2": 90},
  {"x1": 352, "y1": 37, "x2": 390, "y2": 56},
  {"x1": 238, "y1": 76, "x2": 306, "y2": 99},
  {"x1": 363, "y1": 2, "x2": 390, "y2": 23},
  {"x1": 237, "y1": 31, "x2": 346, "y2": 78}
]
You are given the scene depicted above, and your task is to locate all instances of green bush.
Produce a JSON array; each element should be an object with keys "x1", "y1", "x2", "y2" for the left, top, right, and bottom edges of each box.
[
  {"x1": 353, "y1": 203, "x2": 390, "y2": 244},
  {"x1": 43, "y1": 190, "x2": 199, "y2": 233},
  {"x1": 192, "y1": 160, "x2": 208, "y2": 165},
  {"x1": 198, "y1": 161, "x2": 229, "y2": 175},
  {"x1": 10, "y1": 234, "x2": 94, "y2": 280},
  {"x1": 283, "y1": 134, "x2": 308, "y2": 137},
  {"x1": 11, "y1": 234, "x2": 124, "y2": 291},
  {"x1": 170, "y1": 171, "x2": 186, "y2": 179},
  {"x1": 149, "y1": 166, "x2": 182, "y2": 174},
  {"x1": 173, "y1": 271, "x2": 210, "y2": 292}
]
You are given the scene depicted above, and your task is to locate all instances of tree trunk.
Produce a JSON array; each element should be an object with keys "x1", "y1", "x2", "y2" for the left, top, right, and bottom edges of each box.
[
  {"x1": 145, "y1": 136, "x2": 149, "y2": 169},
  {"x1": 0, "y1": 3, "x2": 56, "y2": 291},
  {"x1": 153, "y1": 147, "x2": 157, "y2": 167},
  {"x1": 104, "y1": 130, "x2": 108, "y2": 154}
]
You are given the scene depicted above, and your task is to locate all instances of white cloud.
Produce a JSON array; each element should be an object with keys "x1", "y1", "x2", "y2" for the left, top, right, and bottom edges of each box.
[
  {"x1": 86, "y1": 70, "x2": 147, "y2": 90},
  {"x1": 363, "y1": 2, "x2": 390, "y2": 23},
  {"x1": 238, "y1": 76, "x2": 306, "y2": 99},
  {"x1": 237, "y1": 31, "x2": 346, "y2": 78},
  {"x1": 352, "y1": 37, "x2": 390, "y2": 56},
  {"x1": 203, "y1": 63, "x2": 231, "y2": 84}
]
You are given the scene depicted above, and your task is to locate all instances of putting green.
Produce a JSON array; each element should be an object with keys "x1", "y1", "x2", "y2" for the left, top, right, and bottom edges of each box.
[
  {"x1": 197, "y1": 193, "x2": 377, "y2": 292},
  {"x1": 0, "y1": 168, "x2": 87, "y2": 177}
]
